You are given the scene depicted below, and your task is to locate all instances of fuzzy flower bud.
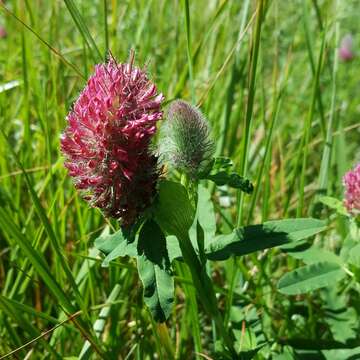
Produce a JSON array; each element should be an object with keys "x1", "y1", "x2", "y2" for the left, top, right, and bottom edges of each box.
[
  {"x1": 161, "y1": 100, "x2": 215, "y2": 178},
  {"x1": 339, "y1": 34, "x2": 355, "y2": 62},
  {"x1": 61, "y1": 56, "x2": 164, "y2": 226},
  {"x1": 343, "y1": 163, "x2": 360, "y2": 215}
]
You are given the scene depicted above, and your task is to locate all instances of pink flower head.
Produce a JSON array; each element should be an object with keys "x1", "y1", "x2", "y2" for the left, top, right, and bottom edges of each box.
[
  {"x1": 61, "y1": 55, "x2": 164, "y2": 226},
  {"x1": 0, "y1": 26, "x2": 6, "y2": 39},
  {"x1": 343, "y1": 163, "x2": 360, "y2": 215},
  {"x1": 339, "y1": 34, "x2": 355, "y2": 62}
]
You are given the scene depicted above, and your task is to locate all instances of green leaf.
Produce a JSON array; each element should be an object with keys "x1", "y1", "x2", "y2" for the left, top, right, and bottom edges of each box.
[
  {"x1": 286, "y1": 246, "x2": 343, "y2": 265},
  {"x1": 206, "y1": 171, "x2": 254, "y2": 193},
  {"x1": 322, "y1": 288, "x2": 357, "y2": 343},
  {"x1": 101, "y1": 233, "x2": 137, "y2": 267},
  {"x1": 166, "y1": 235, "x2": 182, "y2": 263},
  {"x1": 198, "y1": 156, "x2": 253, "y2": 193},
  {"x1": 95, "y1": 223, "x2": 142, "y2": 266},
  {"x1": 230, "y1": 306, "x2": 266, "y2": 356},
  {"x1": 322, "y1": 346, "x2": 360, "y2": 359},
  {"x1": 319, "y1": 196, "x2": 348, "y2": 216},
  {"x1": 348, "y1": 243, "x2": 360, "y2": 267},
  {"x1": 326, "y1": 307, "x2": 357, "y2": 343},
  {"x1": 94, "y1": 228, "x2": 122, "y2": 255},
  {"x1": 199, "y1": 156, "x2": 233, "y2": 177},
  {"x1": 277, "y1": 261, "x2": 347, "y2": 295},
  {"x1": 188, "y1": 184, "x2": 216, "y2": 262},
  {"x1": 137, "y1": 220, "x2": 174, "y2": 322},
  {"x1": 205, "y1": 218, "x2": 327, "y2": 261},
  {"x1": 197, "y1": 184, "x2": 216, "y2": 246},
  {"x1": 154, "y1": 180, "x2": 195, "y2": 238}
]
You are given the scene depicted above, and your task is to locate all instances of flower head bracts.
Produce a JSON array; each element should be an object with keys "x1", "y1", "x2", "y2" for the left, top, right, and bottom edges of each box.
[{"x1": 61, "y1": 56, "x2": 164, "y2": 226}]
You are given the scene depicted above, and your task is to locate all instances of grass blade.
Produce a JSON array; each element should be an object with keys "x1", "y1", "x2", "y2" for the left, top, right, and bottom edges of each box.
[
  {"x1": 63, "y1": 0, "x2": 103, "y2": 63},
  {"x1": 183, "y1": 0, "x2": 195, "y2": 103},
  {"x1": 297, "y1": 32, "x2": 325, "y2": 217},
  {"x1": 0, "y1": 3, "x2": 84, "y2": 79},
  {"x1": 79, "y1": 284, "x2": 121, "y2": 360}
]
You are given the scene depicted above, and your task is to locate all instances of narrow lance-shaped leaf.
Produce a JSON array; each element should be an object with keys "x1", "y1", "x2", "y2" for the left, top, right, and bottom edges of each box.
[
  {"x1": 205, "y1": 218, "x2": 327, "y2": 261},
  {"x1": 285, "y1": 245, "x2": 343, "y2": 265},
  {"x1": 277, "y1": 261, "x2": 347, "y2": 295}
]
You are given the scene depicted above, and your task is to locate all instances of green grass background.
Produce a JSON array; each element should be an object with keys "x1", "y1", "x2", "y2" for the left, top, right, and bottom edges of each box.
[{"x1": 0, "y1": 0, "x2": 359, "y2": 358}]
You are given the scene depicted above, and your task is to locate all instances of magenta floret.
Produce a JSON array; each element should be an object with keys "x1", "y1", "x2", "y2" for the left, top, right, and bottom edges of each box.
[
  {"x1": 61, "y1": 57, "x2": 164, "y2": 226},
  {"x1": 343, "y1": 163, "x2": 360, "y2": 215}
]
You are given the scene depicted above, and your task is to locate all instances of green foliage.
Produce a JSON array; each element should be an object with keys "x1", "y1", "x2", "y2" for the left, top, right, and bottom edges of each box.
[
  {"x1": 277, "y1": 261, "x2": 347, "y2": 295},
  {"x1": 63, "y1": 0, "x2": 102, "y2": 63},
  {"x1": 196, "y1": 184, "x2": 216, "y2": 247},
  {"x1": 0, "y1": 207, "x2": 77, "y2": 314},
  {"x1": 286, "y1": 245, "x2": 343, "y2": 265},
  {"x1": 154, "y1": 180, "x2": 195, "y2": 238},
  {"x1": 137, "y1": 220, "x2": 174, "y2": 323},
  {"x1": 96, "y1": 229, "x2": 138, "y2": 267},
  {"x1": 319, "y1": 196, "x2": 349, "y2": 216},
  {"x1": 199, "y1": 156, "x2": 254, "y2": 193},
  {"x1": 206, "y1": 218, "x2": 327, "y2": 261},
  {"x1": 79, "y1": 284, "x2": 121, "y2": 359}
]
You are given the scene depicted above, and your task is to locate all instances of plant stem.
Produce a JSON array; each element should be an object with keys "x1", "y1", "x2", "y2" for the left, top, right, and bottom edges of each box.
[
  {"x1": 297, "y1": 32, "x2": 325, "y2": 217},
  {"x1": 103, "y1": 0, "x2": 109, "y2": 58},
  {"x1": 316, "y1": 10, "x2": 338, "y2": 198},
  {"x1": 157, "y1": 323, "x2": 175, "y2": 359},
  {"x1": 178, "y1": 233, "x2": 237, "y2": 356},
  {"x1": 183, "y1": 0, "x2": 196, "y2": 104},
  {"x1": 236, "y1": 0, "x2": 264, "y2": 227}
]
